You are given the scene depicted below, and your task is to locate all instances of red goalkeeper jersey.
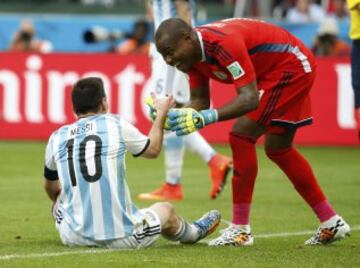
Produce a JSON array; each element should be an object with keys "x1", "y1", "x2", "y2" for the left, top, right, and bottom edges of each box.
[{"x1": 188, "y1": 18, "x2": 316, "y2": 90}]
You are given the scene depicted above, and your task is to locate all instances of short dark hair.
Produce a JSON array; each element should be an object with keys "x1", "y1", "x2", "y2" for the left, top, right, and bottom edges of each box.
[
  {"x1": 71, "y1": 77, "x2": 106, "y2": 115},
  {"x1": 155, "y1": 18, "x2": 192, "y2": 42}
]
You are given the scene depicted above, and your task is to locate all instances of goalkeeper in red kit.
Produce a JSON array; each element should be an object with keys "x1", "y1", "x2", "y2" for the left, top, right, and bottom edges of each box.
[{"x1": 153, "y1": 17, "x2": 350, "y2": 246}]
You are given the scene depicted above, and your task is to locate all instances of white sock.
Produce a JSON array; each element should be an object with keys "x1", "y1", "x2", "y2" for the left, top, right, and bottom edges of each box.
[
  {"x1": 164, "y1": 132, "x2": 185, "y2": 185},
  {"x1": 320, "y1": 215, "x2": 341, "y2": 228},
  {"x1": 233, "y1": 224, "x2": 251, "y2": 233},
  {"x1": 184, "y1": 132, "x2": 216, "y2": 163},
  {"x1": 164, "y1": 217, "x2": 200, "y2": 243}
]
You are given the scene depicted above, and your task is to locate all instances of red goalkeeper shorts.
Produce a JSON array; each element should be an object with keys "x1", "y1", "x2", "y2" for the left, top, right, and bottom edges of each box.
[{"x1": 247, "y1": 69, "x2": 316, "y2": 134}]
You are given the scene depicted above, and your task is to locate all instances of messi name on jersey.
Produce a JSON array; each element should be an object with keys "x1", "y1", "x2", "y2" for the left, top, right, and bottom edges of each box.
[{"x1": 70, "y1": 123, "x2": 94, "y2": 136}]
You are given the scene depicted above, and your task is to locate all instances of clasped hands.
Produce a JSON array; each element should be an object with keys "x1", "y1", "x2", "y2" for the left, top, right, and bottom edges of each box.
[{"x1": 146, "y1": 95, "x2": 218, "y2": 135}]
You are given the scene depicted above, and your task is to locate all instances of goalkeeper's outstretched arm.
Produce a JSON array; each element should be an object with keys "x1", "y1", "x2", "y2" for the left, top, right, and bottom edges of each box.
[
  {"x1": 186, "y1": 80, "x2": 259, "y2": 122},
  {"x1": 167, "y1": 81, "x2": 259, "y2": 136},
  {"x1": 186, "y1": 82, "x2": 211, "y2": 110},
  {"x1": 216, "y1": 81, "x2": 259, "y2": 122}
]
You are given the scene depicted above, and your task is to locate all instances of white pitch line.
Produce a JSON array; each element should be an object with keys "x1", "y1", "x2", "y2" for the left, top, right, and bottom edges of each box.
[
  {"x1": 0, "y1": 248, "x2": 119, "y2": 261},
  {"x1": 1, "y1": 221, "x2": 359, "y2": 261}
]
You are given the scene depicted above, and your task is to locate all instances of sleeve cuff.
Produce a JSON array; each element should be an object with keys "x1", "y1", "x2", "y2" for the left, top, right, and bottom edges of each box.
[
  {"x1": 44, "y1": 166, "x2": 59, "y2": 181},
  {"x1": 132, "y1": 139, "x2": 150, "y2": 157}
]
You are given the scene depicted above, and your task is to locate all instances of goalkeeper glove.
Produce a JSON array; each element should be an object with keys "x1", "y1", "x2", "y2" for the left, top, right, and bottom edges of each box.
[
  {"x1": 167, "y1": 108, "x2": 218, "y2": 136},
  {"x1": 145, "y1": 95, "x2": 171, "y2": 130}
]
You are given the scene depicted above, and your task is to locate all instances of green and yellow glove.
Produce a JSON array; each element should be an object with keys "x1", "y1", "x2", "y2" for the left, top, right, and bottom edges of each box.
[{"x1": 167, "y1": 108, "x2": 218, "y2": 136}]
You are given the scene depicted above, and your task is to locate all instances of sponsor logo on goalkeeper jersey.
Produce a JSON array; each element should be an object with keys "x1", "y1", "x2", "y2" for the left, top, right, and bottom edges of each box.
[{"x1": 226, "y1": 61, "x2": 245, "y2": 79}]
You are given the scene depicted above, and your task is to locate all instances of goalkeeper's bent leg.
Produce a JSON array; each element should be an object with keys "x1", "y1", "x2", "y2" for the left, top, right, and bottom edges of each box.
[{"x1": 264, "y1": 130, "x2": 337, "y2": 222}]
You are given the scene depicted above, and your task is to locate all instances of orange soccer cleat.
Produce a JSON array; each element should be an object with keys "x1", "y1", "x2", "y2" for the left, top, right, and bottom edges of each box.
[
  {"x1": 208, "y1": 154, "x2": 233, "y2": 199},
  {"x1": 137, "y1": 183, "x2": 183, "y2": 201}
]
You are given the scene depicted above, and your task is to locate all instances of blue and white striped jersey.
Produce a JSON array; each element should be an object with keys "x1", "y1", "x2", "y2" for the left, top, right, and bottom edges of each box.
[
  {"x1": 44, "y1": 114, "x2": 150, "y2": 240},
  {"x1": 150, "y1": 0, "x2": 196, "y2": 30}
]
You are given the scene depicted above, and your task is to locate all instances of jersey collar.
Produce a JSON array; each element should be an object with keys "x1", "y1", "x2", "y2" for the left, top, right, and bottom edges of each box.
[{"x1": 196, "y1": 30, "x2": 206, "y2": 62}]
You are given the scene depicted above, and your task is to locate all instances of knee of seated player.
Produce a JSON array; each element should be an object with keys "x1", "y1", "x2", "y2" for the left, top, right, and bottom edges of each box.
[{"x1": 150, "y1": 202, "x2": 176, "y2": 229}]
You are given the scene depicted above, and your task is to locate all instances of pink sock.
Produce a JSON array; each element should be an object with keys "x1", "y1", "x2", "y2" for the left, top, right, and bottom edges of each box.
[
  {"x1": 312, "y1": 200, "x2": 336, "y2": 222},
  {"x1": 233, "y1": 203, "x2": 251, "y2": 225}
]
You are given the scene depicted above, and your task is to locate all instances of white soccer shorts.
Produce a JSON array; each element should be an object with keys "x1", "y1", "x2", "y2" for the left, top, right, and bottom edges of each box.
[{"x1": 54, "y1": 207, "x2": 161, "y2": 249}]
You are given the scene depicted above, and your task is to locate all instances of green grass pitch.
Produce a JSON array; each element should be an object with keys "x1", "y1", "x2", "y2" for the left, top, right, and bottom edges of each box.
[{"x1": 0, "y1": 141, "x2": 359, "y2": 267}]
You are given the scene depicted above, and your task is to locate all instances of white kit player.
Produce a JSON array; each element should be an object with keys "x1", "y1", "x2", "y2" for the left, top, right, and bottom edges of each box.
[
  {"x1": 138, "y1": 0, "x2": 232, "y2": 201},
  {"x1": 43, "y1": 77, "x2": 221, "y2": 248}
]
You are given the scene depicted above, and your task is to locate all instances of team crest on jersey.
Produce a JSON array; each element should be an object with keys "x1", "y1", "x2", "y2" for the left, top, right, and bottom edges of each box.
[
  {"x1": 226, "y1": 61, "x2": 245, "y2": 79},
  {"x1": 213, "y1": 71, "x2": 228, "y2": 80}
]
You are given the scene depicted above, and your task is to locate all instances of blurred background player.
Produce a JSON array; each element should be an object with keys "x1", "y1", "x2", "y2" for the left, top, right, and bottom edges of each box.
[
  {"x1": 116, "y1": 19, "x2": 151, "y2": 55},
  {"x1": 329, "y1": 0, "x2": 349, "y2": 20},
  {"x1": 347, "y1": 0, "x2": 360, "y2": 141},
  {"x1": 312, "y1": 17, "x2": 351, "y2": 56},
  {"x1": 43, "y1": 77, "x2": 221, "y2": 248},
  {"x1": 9, "y1": 19, "x2": 53, "y2": 53},
  {"x1": 286, "y1": 0, "x2": 325, "y2": 23},
  {"x1": 137, "y1": 0, "x2": 232, "y2": 201}
]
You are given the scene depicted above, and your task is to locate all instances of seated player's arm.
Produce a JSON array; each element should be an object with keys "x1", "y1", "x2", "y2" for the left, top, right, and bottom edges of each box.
[
  {"x1": 142, "y1": 108, "x2": 168, "y2": 158},
  {"x1": 142, "y1": 94, "x2": 175, "y2": 158},
  {"x1": 43, "y1": 137, "x2": 61, "y2": 203},
  {"x1": 216, "y1": 80, "x2": 259, "y2": 121},
  {"x1": 44, "y1": 179, "x2": 61, "y2": 203}
]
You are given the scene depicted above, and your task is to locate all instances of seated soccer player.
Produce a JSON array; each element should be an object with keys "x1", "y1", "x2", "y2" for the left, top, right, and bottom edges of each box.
[{"x1": 43, "y1": 77, "x2": 221, "y2": 248}]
